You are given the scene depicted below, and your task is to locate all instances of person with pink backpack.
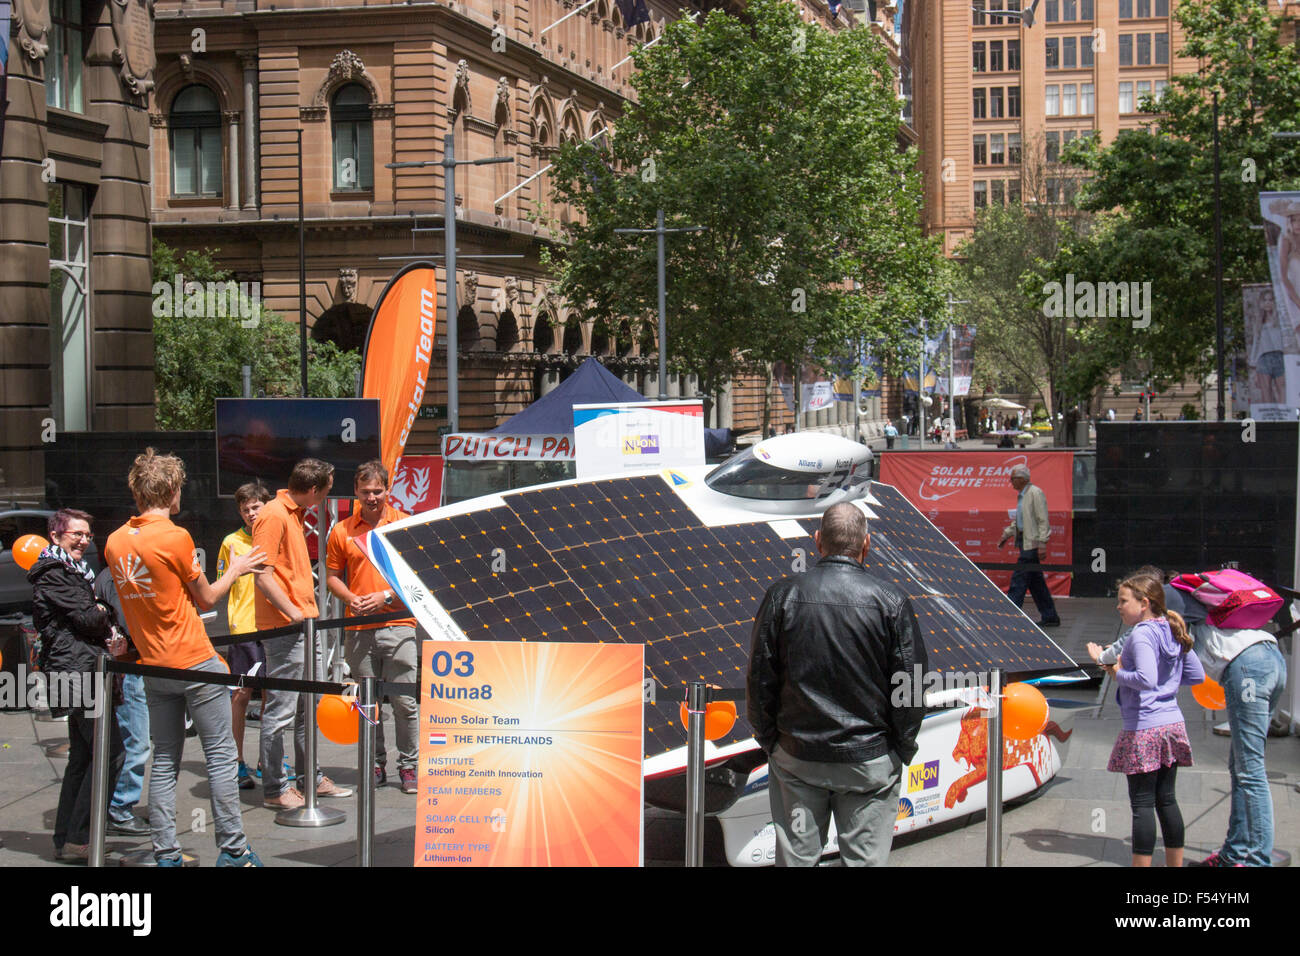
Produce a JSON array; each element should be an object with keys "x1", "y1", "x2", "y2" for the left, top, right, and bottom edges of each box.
[{"x1": 1172, "y1": 569, "x2": 1288, "y2": 867}]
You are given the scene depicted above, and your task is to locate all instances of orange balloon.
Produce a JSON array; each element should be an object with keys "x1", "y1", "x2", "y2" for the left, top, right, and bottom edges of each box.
[
  {"x1": 317, "y1": 693, "x2": 359, "y2": 745},
  {"x1": 12, "y1": 534, "x2": 47, "y2": 571},
  {"x1": 678, "y1": 700, "x2": 738, "y2": 741},
  {"x1": 1191, "y1": 677, "x2": 1226, "y2": 711},
  {"x1": 1002, "y1": 682, "x2": 1049, "y2": 740}
]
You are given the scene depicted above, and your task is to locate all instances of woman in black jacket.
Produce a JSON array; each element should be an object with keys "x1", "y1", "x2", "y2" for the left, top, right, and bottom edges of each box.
[{"x1": 29, "y1": 508, "x2": 126, "y2": 862}]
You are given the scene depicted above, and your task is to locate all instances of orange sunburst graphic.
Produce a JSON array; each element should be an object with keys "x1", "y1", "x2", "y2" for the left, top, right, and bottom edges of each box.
[{"x1": 416, "y1": 641, "x2": 644, "y2": 867}]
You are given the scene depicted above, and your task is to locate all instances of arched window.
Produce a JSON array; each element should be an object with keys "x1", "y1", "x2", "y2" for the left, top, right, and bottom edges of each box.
[
  {"x1": 170, "y1": 85, "x2": 222, "y2": 198},
  {"x1": 332, "y1": 83, "x2": 373, "y2": 191},
  {"x1": 497, "y1": 310, "x2": 518, "y2": 352},
  {"x1": 533, "y1": 312, "x2": 554, "y2": 353},
  {"x1": 458, "y1": 306, "x2": 481, "y2": 351},
  {"x1": 562, "y1": 318, "x2": 583, "y2": 355}
]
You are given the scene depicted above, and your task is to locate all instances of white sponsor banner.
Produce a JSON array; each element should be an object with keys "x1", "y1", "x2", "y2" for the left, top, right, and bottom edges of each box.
[
  {"x1": 441, "y1": 433, "x2": 574, "y2": 461},
  {"x1": 573, "y1": 400, "x2": 705, "y2": 479}
]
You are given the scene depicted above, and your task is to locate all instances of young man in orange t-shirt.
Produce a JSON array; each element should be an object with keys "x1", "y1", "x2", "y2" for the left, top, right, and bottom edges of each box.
[
  {"x1": 326, "y1": 459, "x2": 422, "y2": 794},
  {"x1": 104, "y1": 448, "x2": 266, "y2": 866},
  {"x1": 253, "y1": 458, "x2": 352, "y2": 808}
]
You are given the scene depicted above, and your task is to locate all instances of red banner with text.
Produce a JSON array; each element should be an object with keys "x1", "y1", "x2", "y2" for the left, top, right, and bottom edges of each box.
[{"x1": 878, "y1": 451, "x2": 1073, "y2": 596}]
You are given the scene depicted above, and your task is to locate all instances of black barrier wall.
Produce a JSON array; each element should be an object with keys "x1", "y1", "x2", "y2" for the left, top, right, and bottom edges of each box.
[
  {"x1": 1094, "y1": 421, "x2": 1297, "y2": 591},
  {"x1": 44, "y1": 431, "x2": 239, "y2": 579}
]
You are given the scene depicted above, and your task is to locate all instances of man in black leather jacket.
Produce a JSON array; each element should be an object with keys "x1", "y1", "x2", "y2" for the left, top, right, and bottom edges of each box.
[{"x1": 747, "y1": 502, "x2": 927, "y2": 866}]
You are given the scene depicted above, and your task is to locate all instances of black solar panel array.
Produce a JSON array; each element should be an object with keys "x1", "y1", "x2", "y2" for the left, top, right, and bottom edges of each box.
[{"x1": 376, "y1": 475, "x2": 1074, "y2": 755}]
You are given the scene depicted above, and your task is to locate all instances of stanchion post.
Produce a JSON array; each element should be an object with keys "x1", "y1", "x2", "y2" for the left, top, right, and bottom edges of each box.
[
  {"x1": 277, "y1": 617, "x2": 345, "y2": 827},
  {"x1": 685, "y1": 680, "x2": 707, "y2": 867},
  {"x1": 357, "y1": 676, "x2": 376, "y2": 867},
  {"x1": 985, "y1": 667, "x2": 1003, "y2": 868},
  {"x1": 88, "y1": 655, "x2": 113, "y2": 868}
]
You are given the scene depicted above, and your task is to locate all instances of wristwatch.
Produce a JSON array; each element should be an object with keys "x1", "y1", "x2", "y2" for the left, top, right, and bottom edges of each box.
[{"x1": 384, "y1": 590, "x2": 394, "y2": 605}]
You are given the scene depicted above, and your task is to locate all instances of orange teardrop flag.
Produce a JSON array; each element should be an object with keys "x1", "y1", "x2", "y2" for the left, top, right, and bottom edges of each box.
[{"x1": 361, "y1": 263, "x2": 438, "y2": 476}]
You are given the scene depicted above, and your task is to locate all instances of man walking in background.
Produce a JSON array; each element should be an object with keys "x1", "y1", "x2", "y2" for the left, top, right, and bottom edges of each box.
[
  {"x1": 999, "y1": 462, "x2": 1061, "y2": 627},
  {"x1": 747, "y1": 502, "x2": 928, "y2": 866}
]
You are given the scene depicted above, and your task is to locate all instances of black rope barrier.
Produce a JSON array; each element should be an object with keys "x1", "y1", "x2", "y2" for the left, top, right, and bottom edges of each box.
[
  {"x1": 106, "y1": 658, "x2": 350, "y2": 696},
  {"x1": 206, "y1": 610, "x2": 412, "y2": 649}
]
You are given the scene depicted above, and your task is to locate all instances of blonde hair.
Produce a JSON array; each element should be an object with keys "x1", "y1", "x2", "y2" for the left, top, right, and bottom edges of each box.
[
  {"x1": 128, "y1": 447, "x2": 187, "y2": 510},
  {"x1": 1119, "y1": 573, "x2": 1192, "y2": 651}
]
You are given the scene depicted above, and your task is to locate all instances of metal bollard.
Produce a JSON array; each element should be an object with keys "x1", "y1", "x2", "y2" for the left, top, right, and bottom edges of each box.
[
  {"x1": 357, "y1": 676, "x2": 376, "y2": 866},
  {"x1": 278, "y1": 617, "x2": 345, "y2": 827},
  {"x1": 88, "y1": 655, "x2": 112, "y2": 867},
  {"x1": 684, "y1": 681, "x2": 707, "y2": 867},
  {"x1": 985, "y1": 667, "x2": 1003, "y2": 868}
]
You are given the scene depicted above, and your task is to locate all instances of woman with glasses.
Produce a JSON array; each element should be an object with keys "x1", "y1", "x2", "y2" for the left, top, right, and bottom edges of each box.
[{"x1": 29, "y1": 508, "x2": 129, "y2": 862}]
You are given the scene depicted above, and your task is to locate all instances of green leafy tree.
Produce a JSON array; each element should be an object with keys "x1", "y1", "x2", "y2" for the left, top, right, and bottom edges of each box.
[
  {"x1": 953, "y1": 134, "x2": 1092, "y2": 437},
  {"x1": 151, "y1": 240, "x2": 361, "y2": 429},
  {"x1": 1052, "y1": 0, "x2": 1300, "y2": 408},
  {"x1": 544, "y1": 0, "x2": 944, "y2": 419}
]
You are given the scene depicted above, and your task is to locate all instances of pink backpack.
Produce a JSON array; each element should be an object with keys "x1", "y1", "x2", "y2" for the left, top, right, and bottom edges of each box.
[{"x1": 1170, "y1": 569, "x2": 1283, "y2": 629}]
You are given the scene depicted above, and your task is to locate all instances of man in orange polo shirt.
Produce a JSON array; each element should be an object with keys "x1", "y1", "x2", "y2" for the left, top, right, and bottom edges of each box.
[
  {"x1": 253, "y1": 458, "x2": 352, "y2": 809},
  {"x1": 104, "y1": 448, "x2": 266, "y2": 866},
  {"x1": 326, "y1": 459, "x2": 422, "y2": 794}
]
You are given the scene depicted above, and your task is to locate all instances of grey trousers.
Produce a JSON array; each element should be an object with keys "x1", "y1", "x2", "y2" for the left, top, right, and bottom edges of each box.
[
  {"x1": 143, "y1": 655, "x2": 247, "y2": 861},
  {"x1": 767, "y1": 745, "x2": 901, "y2": 867},
  {"x1": 344, "y1": 626, "x2": 420, "y2": 771},
  {"x1": 259, "y1": 630, "x2": 323, "y2": 798}
]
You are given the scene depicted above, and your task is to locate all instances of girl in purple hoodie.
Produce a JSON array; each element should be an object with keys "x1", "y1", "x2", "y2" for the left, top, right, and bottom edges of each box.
[{"x1": 1103, "y1": 574, "x2": 1205, "y2": 867}]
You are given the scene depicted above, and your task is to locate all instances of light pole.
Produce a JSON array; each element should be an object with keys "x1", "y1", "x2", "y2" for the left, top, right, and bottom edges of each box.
[
  {"x1": 1212, "y1": 90, "x2": 1225, "y2": 422},
  {"x1": 386, "y1": 134, "x2": 512, "y2": 433},
  {"x1": 614, "y1": 209, "x2": 706, "y2": 401},
  {"x1": 945, "y1": 294, "x2": 970, "y2": 449}
]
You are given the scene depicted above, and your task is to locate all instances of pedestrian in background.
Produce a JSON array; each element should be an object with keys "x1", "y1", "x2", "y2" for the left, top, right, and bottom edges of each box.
[{"x1": 998, "y1": 463, "x2": 1061, "y2": 627}]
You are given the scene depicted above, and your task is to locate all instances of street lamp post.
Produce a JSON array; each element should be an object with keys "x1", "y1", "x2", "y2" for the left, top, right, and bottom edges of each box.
[
  {"x1": 946, "y1": 294, "x2": 970, "y2": 449},
  {"x1": 614, "y1": 209, "x2": 706, "y2": 401},
  {"x1": 1213, "y1": 90, "x2": 1226, "y2": 422},
  {"x1": 386, "y1": 135, "x2": 512, "y2": 434}
]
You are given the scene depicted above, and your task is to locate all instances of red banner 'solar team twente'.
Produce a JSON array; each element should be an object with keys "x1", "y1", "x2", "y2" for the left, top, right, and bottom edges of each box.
[{"x1": 360, "y1": 262, "x2": 438, "y2": 475}]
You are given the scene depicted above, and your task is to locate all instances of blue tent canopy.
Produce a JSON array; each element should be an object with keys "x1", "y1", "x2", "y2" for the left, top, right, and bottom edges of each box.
[{"x1": 488, "y1": 357, "x2": 644, "y2": 435}]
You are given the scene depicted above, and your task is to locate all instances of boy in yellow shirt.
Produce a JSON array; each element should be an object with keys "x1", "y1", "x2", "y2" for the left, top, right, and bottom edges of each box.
[{"x1": 217, "y1": 481, "x2": 272, "y2": 789}]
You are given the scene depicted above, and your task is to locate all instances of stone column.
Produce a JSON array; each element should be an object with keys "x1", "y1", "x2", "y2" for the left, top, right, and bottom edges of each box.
[
  {"x1": 719, "y1": 380, "x2": 734, "y2": 430},
  {"x1": 238, "y1": 50, "x2": 258, "y2": 209},
  {"x1": 224, "y1": 111, "x2": 240, "y2": 211}
]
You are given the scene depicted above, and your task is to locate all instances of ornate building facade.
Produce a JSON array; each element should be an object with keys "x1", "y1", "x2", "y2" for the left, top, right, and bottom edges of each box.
[
  {"x1": 147, "y1": 0, "x2": 895, "y2": 455},
  {"x1": 0, "y1": 0, "x2": 158, "y2": 500}
]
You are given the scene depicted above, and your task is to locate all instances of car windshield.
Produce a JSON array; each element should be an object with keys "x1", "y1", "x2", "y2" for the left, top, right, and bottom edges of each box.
[{"x1": 704, "y1": 448, "x2": 823, "y2": 500}]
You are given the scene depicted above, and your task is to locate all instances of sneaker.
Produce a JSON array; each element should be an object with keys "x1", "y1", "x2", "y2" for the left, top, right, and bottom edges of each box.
[
  {"x1": 255, "y1": 760, "x2": 297, "y2": 782},
  {"x1": 374, "y1": 764, "x2": 388, "y2": 788},
  {"x1": 216, "y1": 845, "x2": 264, "y2": 867},
  {"x1": 56, "y1": 842, "x2": 89, "y2": 862},
  {"x1": 237, "y1": 762, "x2": 255, "y2": 790},
  {"x1": 305, "y1": 775, "x2": 353, "y2": 799},
  {"x1": 1188, "y1": 851, "x2": 1237, "y2": 867},
  {"x1": 264, "y1": 788, "x2": 305, "y2": 811},
  {"x1": 399, "y1": 768, "x2": 418, "y2": 795},
  {"x1": 1039, "y1": 619, "x2": 1062, "y2": 628},
  {"x1": 157, "y1": 854, "x2": 185, "y2": 867}
]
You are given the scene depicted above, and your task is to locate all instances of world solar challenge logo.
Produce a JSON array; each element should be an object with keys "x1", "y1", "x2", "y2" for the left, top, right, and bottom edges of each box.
[{"x1": 622, "y1": 434, "x2": 661, "y2": 456}]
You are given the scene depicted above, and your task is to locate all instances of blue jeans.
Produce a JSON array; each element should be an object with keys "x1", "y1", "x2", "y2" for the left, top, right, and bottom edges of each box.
[
  {"x1": 1220, "y1": 641, "x2": 1286, "y2": 866},
  {"x1": 1007, "y1": 546, "x2": 1059, "y2": 624},
  {"x1": 110, "y1": 674, "x2": 150, "y2": 822},
  {"x1": 143, "y1": 655, "x2": 247, "y2": 861}
]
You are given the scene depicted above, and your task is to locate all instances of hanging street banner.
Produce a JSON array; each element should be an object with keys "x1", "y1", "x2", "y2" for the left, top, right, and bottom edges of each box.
[
  {"x1": 573, "y1": 400, "x2": 704, "y2": 479},
  {"x1": 934, "y1": 325, "x2": 977, "y2": 397},
  {"x1": 361, "y1": 262, "x2": 438, "y2": 476},
  {"x1": 879, "y1": 451, "x2": 1074, "y2": 596},
  {"x1": 1242, "y1": 283, "x2": 1297, "y2": 421},
  {"x1": 415, "y1": 640, "x2": 645, "y2": 867}
]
